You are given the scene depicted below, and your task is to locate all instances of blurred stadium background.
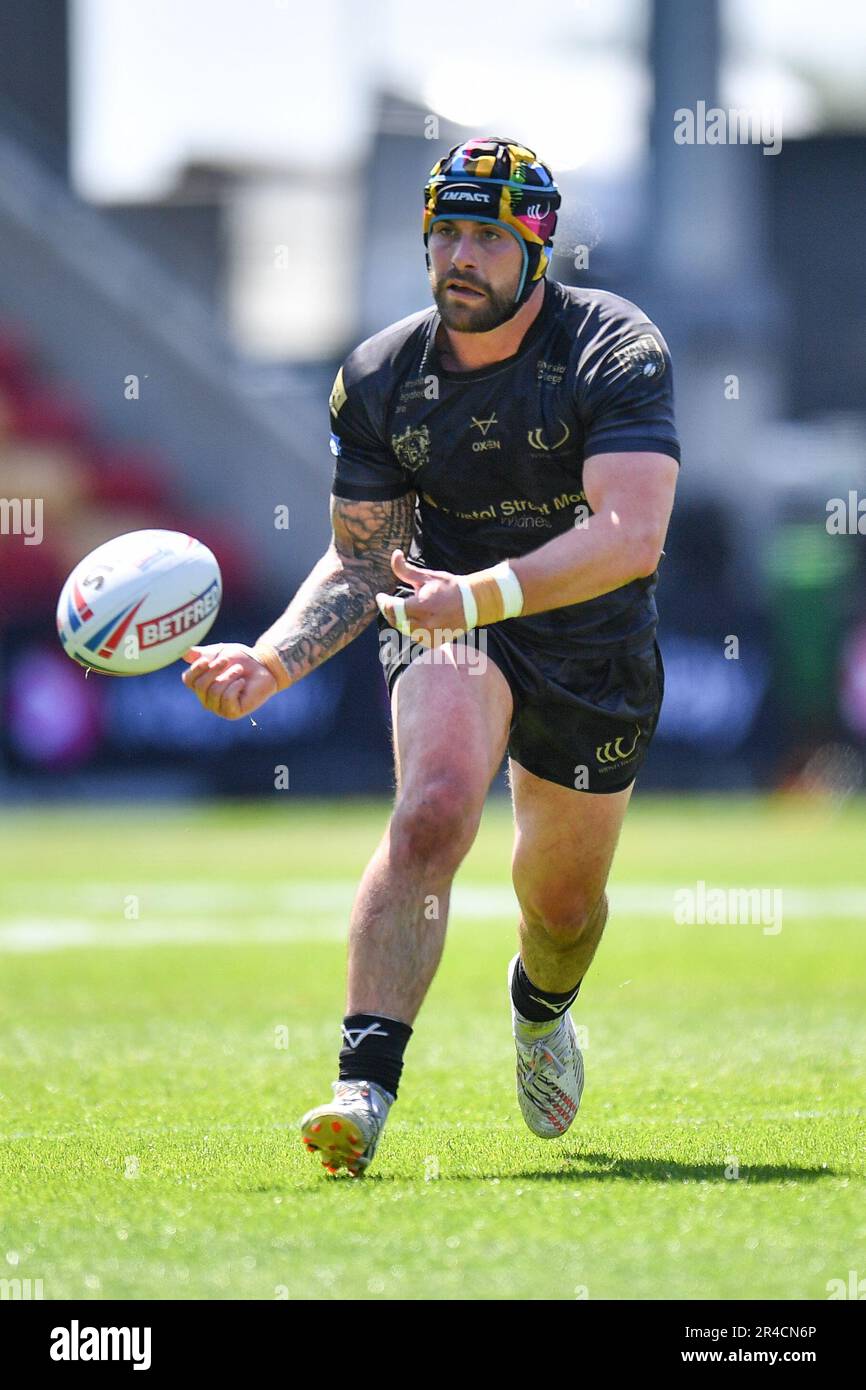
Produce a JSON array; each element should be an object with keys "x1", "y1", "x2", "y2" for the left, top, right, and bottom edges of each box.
[{"x1": 2, "y1": 0, "x2": 865, "y2": 801}]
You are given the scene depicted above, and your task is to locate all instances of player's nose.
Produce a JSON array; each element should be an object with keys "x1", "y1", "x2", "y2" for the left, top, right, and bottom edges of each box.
[{"x1": 450, "y1": 236, "x2": 478, "y2": 267}]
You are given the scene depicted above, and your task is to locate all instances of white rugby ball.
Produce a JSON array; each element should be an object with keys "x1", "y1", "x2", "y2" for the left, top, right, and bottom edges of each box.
[{"x1": 56, "y1": 529, "x2": 222, "y2": 675}]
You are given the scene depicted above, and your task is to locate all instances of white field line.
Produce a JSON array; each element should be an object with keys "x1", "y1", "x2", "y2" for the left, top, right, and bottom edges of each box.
[
  {"x1": 3, "y1": 881, "x2": 866, "y2": 915},
  {"x1": 0, "y1": 883, "x2": 864, "y2": 952}
]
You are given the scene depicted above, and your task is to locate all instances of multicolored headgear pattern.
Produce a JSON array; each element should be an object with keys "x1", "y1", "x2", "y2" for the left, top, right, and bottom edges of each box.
[{"x1": 423, "y1": 137, "x2": 561, "y2": 308}]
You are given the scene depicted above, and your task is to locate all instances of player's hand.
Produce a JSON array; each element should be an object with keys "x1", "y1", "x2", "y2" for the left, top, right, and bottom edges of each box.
[
  {"x1": 181, "y1": 643, "x2": 281, "y2": 720},
  {"x1": 375, "y1": 549, "x2": 467, "y2": 646}
]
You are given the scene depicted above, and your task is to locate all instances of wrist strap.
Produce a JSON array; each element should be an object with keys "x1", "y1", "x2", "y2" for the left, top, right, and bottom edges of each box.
[
  {"x1": 251, "y1": 642, "x2": 291, "y2": 691},
  {"x1": 489, "y1": 560, "x2": 525, "y2": 619},
  {"x1": 463, "y1": 561, "x2": 525, "y2": 628},
  {"x1": 456, "y1": 578, "x2": 479, "y2": 632},
  {"x1": 388, "y1": 595, "x2": 414, "y2": 638}
]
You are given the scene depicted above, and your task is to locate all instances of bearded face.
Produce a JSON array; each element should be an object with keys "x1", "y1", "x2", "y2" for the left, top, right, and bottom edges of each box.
[{"x1": 427, "y1": 220, "x2": 525, "y2": 333}]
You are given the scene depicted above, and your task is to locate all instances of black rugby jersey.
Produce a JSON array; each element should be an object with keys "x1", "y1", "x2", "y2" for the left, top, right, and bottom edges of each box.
[{"x1": 328, "y1": 278, "x2": 680, "y2": 656}]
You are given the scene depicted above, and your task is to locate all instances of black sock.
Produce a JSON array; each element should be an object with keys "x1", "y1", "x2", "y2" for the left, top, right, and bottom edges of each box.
[
  {"x1": 511, "y1": 957, "x2": 582, "y2": 1023},
  {"x1": 338, "y1": 1013, "x2": 413, "y2": 1099}
]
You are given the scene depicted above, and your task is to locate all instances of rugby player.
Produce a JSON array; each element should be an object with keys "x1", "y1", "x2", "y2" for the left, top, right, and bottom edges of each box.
[{"x1": 182, "y1": 137, "x2": 680, "y2": 1177}]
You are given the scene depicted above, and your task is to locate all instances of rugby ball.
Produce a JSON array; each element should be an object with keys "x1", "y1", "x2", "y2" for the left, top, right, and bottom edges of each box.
[{"x1": 56, "y1": 529, "x2": 222, "y2": 675}]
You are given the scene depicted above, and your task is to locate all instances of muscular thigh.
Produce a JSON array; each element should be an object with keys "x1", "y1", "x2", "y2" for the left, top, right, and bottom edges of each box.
[
  {"x1": 392, "y1": 644, "x2": 513, "y2": 811},
  {"x1": 510, "y1": 760, "x2": 634, "y2": 918}
]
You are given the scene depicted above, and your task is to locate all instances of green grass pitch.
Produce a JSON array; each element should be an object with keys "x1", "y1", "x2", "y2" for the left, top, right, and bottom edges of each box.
[{"x1": 0, "y1": 795, "x2": 864, "y2": 1301}]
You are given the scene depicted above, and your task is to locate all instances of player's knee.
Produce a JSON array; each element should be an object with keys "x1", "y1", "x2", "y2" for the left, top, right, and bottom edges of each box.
[
  {"x1": 518, "y1": 885, "x2": 608, "y2": 946},
  {"x1": 390, "y1": 775, "x2": 482, "y2": 874}
]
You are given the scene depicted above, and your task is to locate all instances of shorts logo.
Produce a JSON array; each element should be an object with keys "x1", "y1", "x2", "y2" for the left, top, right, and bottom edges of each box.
[
  {"x1": 596, "y1": 729, "x2": 641, "y2": 765},
  {"x1": 391, "y1": 424, "x2": 431, "y2": 473},
  {"x1": 527, "y1": 418, "x2": 570, "y2": 451}
]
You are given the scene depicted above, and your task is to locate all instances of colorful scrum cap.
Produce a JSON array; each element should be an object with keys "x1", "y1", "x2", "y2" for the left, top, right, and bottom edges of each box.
[{"x1": 423, "y1": 136, "x2": 561, "y2": 306}]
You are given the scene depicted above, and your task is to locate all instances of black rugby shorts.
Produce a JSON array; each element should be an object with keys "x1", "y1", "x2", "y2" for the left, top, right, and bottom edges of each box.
[{"x1": 377, "y1": 613, "x2": 665, "y2": 794}]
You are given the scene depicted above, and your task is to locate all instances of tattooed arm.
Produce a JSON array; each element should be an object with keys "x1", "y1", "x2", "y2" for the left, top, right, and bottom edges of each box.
[
  {"x1": 256, "y1": 491, "x2": 416, "y2": 683},
  {"x1": 181, "y1": 491, "x2": 415, "y2": 719}
]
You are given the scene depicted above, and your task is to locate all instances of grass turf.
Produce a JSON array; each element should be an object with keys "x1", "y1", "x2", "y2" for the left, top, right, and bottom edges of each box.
[{"x1": 0, "y1": 795, "x2": 864, "y2": 1301}]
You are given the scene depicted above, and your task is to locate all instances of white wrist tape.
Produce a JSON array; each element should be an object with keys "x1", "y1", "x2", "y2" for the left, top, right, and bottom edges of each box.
[
  {"x1": 456, "y1": 578, "x2": 479, "y2": 632},
  {"x1": 458, "y1": 561, "x2": 525, "y2": 631},
  {"x1": 489, "y1": 561, "x2": 525, "y2": 619},
  {"x1": 386, "y1": 595, "x2": 414, "y2": 637}
]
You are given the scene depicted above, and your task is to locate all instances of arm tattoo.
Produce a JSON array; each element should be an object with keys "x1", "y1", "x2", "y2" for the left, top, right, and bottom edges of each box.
[{"x1": 257, "y1": 491, "x2": 416, "y2": 685}]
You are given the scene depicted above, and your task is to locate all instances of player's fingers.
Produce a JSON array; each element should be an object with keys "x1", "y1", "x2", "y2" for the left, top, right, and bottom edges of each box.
[
  {"x1": 188, "y1": 656, "x2": 238, "y2": 698},
  {"x1": 201, "y1": 676, "x2": 235, "y2": 717},
  {"x1": 376, "y1": 591, "x2": 414, "y2": 635},
  {"x1": 182, "y1": 654, "x2": 214, "y2": 686},
  {"x1": 211, "y1": 662, "x2": 246, "y2": 687},
  {"x1": 215, "y1": 676, "x2": 246, "y2": 720},
  {"x1": 182, "y1": 658, "x2": 211, "y2": 686},
  {"x1": 390, "y1": 548, "x2": 426, "y2": 588},
  {"x1": 181, "y1": 647, "x2": 205, "y2": 664}
]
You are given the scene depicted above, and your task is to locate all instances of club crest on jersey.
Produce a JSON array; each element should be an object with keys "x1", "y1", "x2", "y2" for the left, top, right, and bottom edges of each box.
[
  {"x1": 612, "y1": 334, "x2": 666, "y2": 380},
  {"x1": 391, "y1": 424, "x2": 431, "y2": 473}
]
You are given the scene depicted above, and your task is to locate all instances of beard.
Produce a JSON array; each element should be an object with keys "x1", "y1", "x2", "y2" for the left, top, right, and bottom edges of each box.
[{"x1": 430, "y1": 269, "x2": 520, "y2": 332}]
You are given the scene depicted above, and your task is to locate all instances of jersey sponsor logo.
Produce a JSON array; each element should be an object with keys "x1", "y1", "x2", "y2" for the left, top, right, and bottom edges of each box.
[
  {"x1": 391, "y1": 423, "x2": 431, "y2": 473},
  {"x1": 536, "y1": 358, "x2": 567, "y2": 386},
  {"x1": 612, "y1": 333, "x2": 666, "y2": 380},
  {"x1": 470, "y1": 413, "x2": 498, "y2": 437},
  {"x1": 503, "y1": 513, "x2": 551, "y2": 528},
  {"x1": 527, "y1": 418, "x2": 571, "y2": 451},
  {"x1": 470, "y1": 413, "x2": 500, "y2": 451},
  {"x1": 427, "y1": 489, "x2": 585, "y2": 525},
  {"x1": 395, "y1": 376, "x2": 434, "y2": 411}
]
